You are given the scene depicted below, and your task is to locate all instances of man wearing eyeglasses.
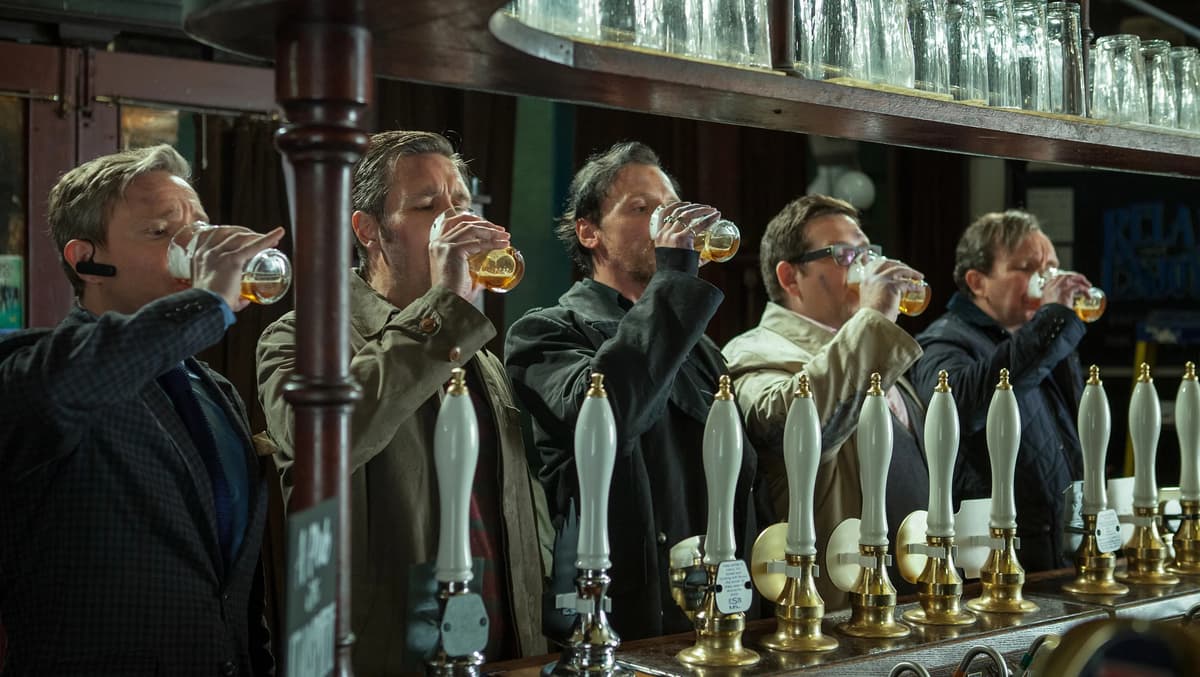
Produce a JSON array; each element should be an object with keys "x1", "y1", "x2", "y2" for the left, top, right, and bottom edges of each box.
[{"x1": 723, "y1": 194, "x2": 929, "y2": 609}]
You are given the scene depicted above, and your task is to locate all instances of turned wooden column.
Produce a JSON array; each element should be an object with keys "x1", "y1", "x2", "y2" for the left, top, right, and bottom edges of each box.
[{"x1": 274, "y1": 2, "x2": 371, "y2": 674}]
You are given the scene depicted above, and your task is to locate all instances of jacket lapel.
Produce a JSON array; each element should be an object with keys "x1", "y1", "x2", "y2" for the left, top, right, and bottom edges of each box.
[
  {"x1": 187, "y1": 358, "x2": 267, "y2": 575},
  {"x1": 144, "y1": 379, "x2": 223, "y2": 573}
]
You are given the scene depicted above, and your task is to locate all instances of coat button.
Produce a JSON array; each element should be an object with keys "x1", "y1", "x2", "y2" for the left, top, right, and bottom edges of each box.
[
  {"x1": 449, "y1": 346, "x2": 462, "y2": 362},
  {"x1": 220, "y1": 660, "x2": 236, "y2": 676},
  {"x1": 419, "y1": 316, "x2": 438, "y2": 334},
  {"x1": 657, "y1": 532, "x2": 667, "y2": 545}
]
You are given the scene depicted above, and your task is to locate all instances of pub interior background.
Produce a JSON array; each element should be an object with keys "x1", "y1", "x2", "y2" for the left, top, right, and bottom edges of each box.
[{"x1": 0, "y1": 0, "x2": 1198, "y2": 659}]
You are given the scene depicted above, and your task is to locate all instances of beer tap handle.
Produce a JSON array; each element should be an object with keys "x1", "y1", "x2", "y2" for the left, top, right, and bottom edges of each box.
[
  {"x1": 434, "y1": 368, "x2": 478, "y2": 583},
  {"x1": 857, "y1": 373, "x2": 893, "y2": 547},
  {"x1": 703, "y1": 375, "x2": 744, "y2": 566},
  {"x1": 784, "y1": 374, "x2": 821, "y2": 557},
  {"x1": 925, "y1": 371, "x2": 959, "y2": 538},
  {"x1": 1178, "y1": 362, "x2": 1200, "y2": 503},
  {"x1": 1130, "y1": 363, "x2": 1162, "y2": 510},
  {"x1": 986, "y1": 369, "x2": 1020, "y2": 531},
  {"x1": 575, "y1": 373, "x2": 617, "y2": 570},
  {"x1": 1078, "y1": 366, "x2": 1111, "y2": 514}
]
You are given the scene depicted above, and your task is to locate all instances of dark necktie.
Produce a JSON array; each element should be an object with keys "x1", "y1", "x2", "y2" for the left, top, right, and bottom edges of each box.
[{"x1": 158, "y1": 365, "x2": 234, "y2": 564}]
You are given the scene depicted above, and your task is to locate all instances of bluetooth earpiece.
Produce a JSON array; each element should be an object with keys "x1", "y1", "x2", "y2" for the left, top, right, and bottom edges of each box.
[{"x1": 74, "y1": 259, "x2": 117, "y2": 277}]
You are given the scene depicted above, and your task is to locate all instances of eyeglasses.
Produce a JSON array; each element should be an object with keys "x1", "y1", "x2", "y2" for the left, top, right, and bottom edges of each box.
[{"x1": 791, "y1": 243, "x2": 882, "y2": 267}]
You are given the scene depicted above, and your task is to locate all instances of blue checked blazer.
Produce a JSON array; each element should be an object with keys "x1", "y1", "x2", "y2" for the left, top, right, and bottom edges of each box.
[{"x1": 0, "y1": 289, "x2": 272, "y2": 676}]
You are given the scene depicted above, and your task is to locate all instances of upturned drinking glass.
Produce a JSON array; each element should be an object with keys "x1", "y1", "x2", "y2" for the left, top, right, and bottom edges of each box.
[
  {"x1": 1171, "y1": 47, "x2": 1200, "y2": 131},
  {"x1": 947, "y1": 0, "x2": 988, "y2": 103},
  {"x1": 663, "y1": 0, "x2": 705, "y2": 57},
  {"x1": 982, "y1": 0, "x2": 1020, "y2": 107},
  {"x1": 632, "y1": 0, "x2": 665, "y2": 50},
  {"x1": 794, "y1": 0, "x2": 816, "y2": 76},
  {"x1": 1012, "y1": 0, "x2": 1049, "y2": 111},
  {"x1": 908, "y1": 0, "x2": 950, "y2": 94},
  {"x1": 700, "y1": 0, "x2": 772, "y2": 68},
  {"x1": 1046, "y1": 2, "x2": 1086, "y2": 115},
  {"x1": 812, "y1": 0, "x2": 868, "y2": 80},
  {"x1": 1092, "y1": 34, "x2": 1148, "y2": 124},
  {"x1": 1142, "y1": 39, "x2": 1178, "y2": 128},
  {"x1": 866, "y1": 1, "x2": 915, "y2": 87}
]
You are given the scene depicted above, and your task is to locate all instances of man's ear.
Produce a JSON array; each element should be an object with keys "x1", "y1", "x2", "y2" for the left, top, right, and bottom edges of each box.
[
  {"x1": 964, "y1": 269, "x2": 987, "y2": 298},
  {"x1": 62, "y1": 239, "x2": 94, "y2": 271},
  {"x1": 576, "y1": 218, "x2": 600, "y2": 251},
  {"x1": 775, "y1": 260, "x2": 802, "y2": 300},
  {"x1": 351, "y1": 211, "x2": 379, "y2": 249}
]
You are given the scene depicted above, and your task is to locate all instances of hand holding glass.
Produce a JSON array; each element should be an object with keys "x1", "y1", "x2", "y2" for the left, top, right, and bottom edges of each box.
[
  {"x1": 846, "y1": 249, "x2": 931, "y2": 317},
  {"x1": 1027, "y1": 268, "x2": 1106, "y2": 322},
  {"x1": 168, "y1": 222, "x2": 292, "y2": 305},
  {"x1": 432, "y1": 207, "x2": 524, "y2": 293},
  {"x1": 649, "y1": 203, "x2": 741, "y2": 263}
]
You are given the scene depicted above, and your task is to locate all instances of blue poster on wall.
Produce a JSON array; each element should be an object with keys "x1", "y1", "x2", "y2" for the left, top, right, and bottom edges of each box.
[
  {"x1": 1025, "y1": 169, "x2": 1200, "y2": 482},
  {"x1": 1025, "y1": 170, "x2": 1200, "y2": 366}
]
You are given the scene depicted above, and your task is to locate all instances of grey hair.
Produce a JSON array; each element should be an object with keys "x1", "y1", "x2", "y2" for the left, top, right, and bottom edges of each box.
[
  {"x1": 953, "y1": 210, "x2": 1043, "y2": 298},
  {"x1": 351, "y1": 130, "x2": 469, "y2": 268},
  {"x1": 556, "y1": 141, "x2": 678, "y2": 276},
  {"x1": 48, "y1": 144, "x2": 191, "y2": 296}
]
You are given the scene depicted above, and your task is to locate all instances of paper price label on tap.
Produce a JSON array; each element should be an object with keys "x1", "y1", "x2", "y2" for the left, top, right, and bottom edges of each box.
[
  {"x1": 1094, "y1": 509, "x2": 1123, "y2": 554},
  {"x1": 714, "y1": 560, "x2": 753, "y2": 614}
]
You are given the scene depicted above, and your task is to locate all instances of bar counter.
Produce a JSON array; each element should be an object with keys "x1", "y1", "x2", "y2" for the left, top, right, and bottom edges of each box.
[{"x1": 484, "y1": 568, "x2": 1200, "y2": 676}]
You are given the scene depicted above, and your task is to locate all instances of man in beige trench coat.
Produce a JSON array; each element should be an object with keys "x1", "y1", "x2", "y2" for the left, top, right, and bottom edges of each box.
[
  {"x1": 258, "y1": 130, "x2": 550, "y2": 674},
  {"x1": 723, "y1": 194, "x2": 930, "y2": 610}
]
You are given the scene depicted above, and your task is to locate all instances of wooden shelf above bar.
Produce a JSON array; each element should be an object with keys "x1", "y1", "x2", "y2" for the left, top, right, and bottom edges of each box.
[{"x1": 183, "y1": 0, "x2": 1200, "y2": 177}]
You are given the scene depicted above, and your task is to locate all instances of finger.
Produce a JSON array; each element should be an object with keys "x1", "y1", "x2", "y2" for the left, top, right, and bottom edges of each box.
[
  {"x1": 227, "y1": 228, "x2": 286, "y2": 260},
  {"x1": 674, "y1": 204, "x2": 718, "y2": 225},
  {"x1": 440, "y1": 223, "x2": 511, "y2": 245},
  {"x1": 439, "y1": 217, "x2": 505, "y2": 238}
]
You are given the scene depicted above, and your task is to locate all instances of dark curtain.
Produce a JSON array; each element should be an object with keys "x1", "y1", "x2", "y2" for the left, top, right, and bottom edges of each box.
[{"x1": 889, "y1": 147, "x2": 969, "y2": 337}]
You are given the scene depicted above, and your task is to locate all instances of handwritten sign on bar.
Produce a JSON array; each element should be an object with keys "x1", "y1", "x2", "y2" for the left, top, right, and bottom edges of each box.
[{"x1": 285, "y1": 498, "x2": 337, "y2": 677}]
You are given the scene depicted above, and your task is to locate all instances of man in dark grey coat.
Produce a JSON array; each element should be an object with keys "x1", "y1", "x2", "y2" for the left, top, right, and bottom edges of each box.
[
  {"x1": 0, "y1": 145, "x2": 280, "y2": 675},
  {"x1": 505, "y1": 141, "x2": 764, "y2": 642},
  {"x1": 912, "y1": 210, "x2": 1092, "y2": 571}
]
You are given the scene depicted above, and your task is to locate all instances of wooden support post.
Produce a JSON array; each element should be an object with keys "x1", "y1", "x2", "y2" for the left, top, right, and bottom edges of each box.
[{"x1": 274, "y1": 3, "x2": 371, "y2": 674}]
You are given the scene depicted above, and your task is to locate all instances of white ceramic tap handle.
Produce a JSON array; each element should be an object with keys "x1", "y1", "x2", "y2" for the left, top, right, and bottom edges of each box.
[
  {"x1": 986, "y1": 369, "x2": 1020, "y2": 530},
  {"x1": 784, "y1": 374, "x2": 821, "y2": 557},
  {"x1": 575, "y1": 373, "x2": 618, "y2": 570},
  {"x1": 1178, "y1": 362, "x2": 1200, "y2": 503},
  {"x1": 925, "y1": 371, "x2": 960, "y2": 538},
  {"x1": 1078, "y1": 365, "x2": 1111, "y2": 514},
  {"x1": 434, "y1": 368, "x2": 478, "y2": 583},
  {"x1": 857, "y1": 373, "x2": 893, "y2": 546},
  {"x1": 1130, "y1": 363, "x2": 1162, "y2": 509},
  {"x1": 703, "y1": 375, "x2": 744, "y2": 565}
]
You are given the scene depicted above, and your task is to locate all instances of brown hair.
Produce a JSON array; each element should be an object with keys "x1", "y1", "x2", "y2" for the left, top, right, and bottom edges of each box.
[
  {"x1": 555, "y1": 141, "x2": 678, "y2": 276},
  {"x1": 351, "y1": 130, "x2": 469, "y2": 267},
  {"x1": 759, "y1": 194, "x2": 860, "y2": 304},
  {"x1": 953, "y1": 210, "x2": 1042, "y2": 297},
  {"x1": 48, "y1": 144, "x2": 191, "y2": 297}
]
